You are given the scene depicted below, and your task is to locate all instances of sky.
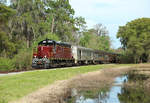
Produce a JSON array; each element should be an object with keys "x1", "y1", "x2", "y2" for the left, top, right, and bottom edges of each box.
[{"x1": 70, "y1": 0, "x2": 150, "y2": 49}]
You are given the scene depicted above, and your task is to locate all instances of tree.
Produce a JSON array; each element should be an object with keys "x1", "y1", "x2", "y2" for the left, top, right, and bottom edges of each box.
[
  {"x1": 71, "y1": 16, "x2": 86, "y2": 45},
  {"x1": 45, "y1": 0, "x2": 77, "y2": 42},
  {"x1": 117, "y1": 18, "x2": 150, "y2": 63},
  {"x1": 0, "y1": 31, "x2": 16, "y2": 57},
  {"x1": 79, "y1": 31, "x2": 92, "y2": 47},
  {"x1": 0, "y1": 3, "x2": 15, "y2": 31},
  {"x1": 74, "y1": 16, "x2": 86, "y2": 32},
  {"x1": 9, "y1": 0, "x2": 86, "y2": 45},
  {"x1": 10, "y1": 0, "x2": 47, "y2": 48},
  {"x1": 79, "y1": 24, "x2": 111, "y2": 51},
  {"x1": 0, "y1": 4, "x2": 16, "y2": 57},
  {"x1": 94, "y1": 23, "x2": 108, "y2": 36}
]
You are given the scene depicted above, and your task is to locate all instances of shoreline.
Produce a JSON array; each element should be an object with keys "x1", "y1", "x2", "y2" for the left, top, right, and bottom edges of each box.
[{"x1": 12, "y1": 66, "x2": 133, "y2": 103}]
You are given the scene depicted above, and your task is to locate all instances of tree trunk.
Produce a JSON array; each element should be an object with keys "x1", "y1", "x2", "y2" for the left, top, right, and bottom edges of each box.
[
  {"x1": 26, "y1": 39, "x2": 29, "y2": 48},
  {"x1": 26, "y1": 33, "x2": 30, "y2": 48},
  {"x1": 51, "y1": 17, "x2": 55, "y2": 33},
  {"x1": 134, "y1": 57, "x2": 137, "y2": 64}
]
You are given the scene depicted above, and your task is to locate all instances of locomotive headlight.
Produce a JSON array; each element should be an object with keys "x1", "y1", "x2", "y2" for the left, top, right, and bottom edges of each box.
[
  {"x1": 34, "y1": 56, "x2": 37, "y2": 58},
  {"x1": 44, "y1": 55, "x2": 46, "y2": 58},
  {"x1": 32, "y1": 58, "x2": 38, "y2": 63},
  {"x1": 42, "y1": 57, "x2": 50, "y2": 63}
]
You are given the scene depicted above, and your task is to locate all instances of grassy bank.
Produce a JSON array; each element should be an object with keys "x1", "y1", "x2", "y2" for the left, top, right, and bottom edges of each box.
[{"x1": 0, "y1": 64, "x2": 132, "y2": 103}]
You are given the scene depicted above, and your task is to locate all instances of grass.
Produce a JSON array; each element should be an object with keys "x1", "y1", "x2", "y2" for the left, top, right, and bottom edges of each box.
[{"x1": 0, "y1": 64, "x2": 132, "y2": 103}]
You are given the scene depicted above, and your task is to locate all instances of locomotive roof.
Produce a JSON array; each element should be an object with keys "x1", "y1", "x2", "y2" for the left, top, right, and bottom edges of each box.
[
  {"x1": 56, "y1": 41, "x2": 71, "y2": 47},
  {"x1": 38, "y1": 39, "x2": 71, "y2": 47},
  {"x1": 38, "y1": 39, "x2": 55, "y2": 45}
]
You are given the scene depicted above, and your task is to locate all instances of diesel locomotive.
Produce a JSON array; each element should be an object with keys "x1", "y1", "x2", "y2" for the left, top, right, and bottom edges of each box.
[{"x1": 32, "y1": 39, "x2": 120, "y2": 68}]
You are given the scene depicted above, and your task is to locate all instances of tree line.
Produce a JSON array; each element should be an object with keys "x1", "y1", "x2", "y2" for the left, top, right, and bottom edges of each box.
[
  {"x1": 0, "y1": 0, "x2": 111, "y2": 71},
  {"x1": 117, "y1": 18, "x2": 150, "y2": 63}
]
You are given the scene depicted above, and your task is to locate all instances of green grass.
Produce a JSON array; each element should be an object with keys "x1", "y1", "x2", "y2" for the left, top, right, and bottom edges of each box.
[{"x1": 0, "y1": 64, "x2": 131, "y2": 103}]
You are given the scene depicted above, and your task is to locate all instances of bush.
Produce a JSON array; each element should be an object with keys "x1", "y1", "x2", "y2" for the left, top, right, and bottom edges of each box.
[
  {"x1": 0, "y1": 48, "x2": 33, "y2": 71},
  {"x1": 119, "y1": 53, "x2": 134, "y2": 64},
  {"x1": 13, "y1": 48, "x2": 32, "y2": 70},
  {"x1": 0, "y1": 57, "x2": 14, "y2": 71}
]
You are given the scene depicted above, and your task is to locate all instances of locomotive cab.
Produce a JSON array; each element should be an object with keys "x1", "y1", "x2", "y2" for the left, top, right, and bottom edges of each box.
[{"x1": 37, "y1": 39, "x2": 56, "y2": 58}]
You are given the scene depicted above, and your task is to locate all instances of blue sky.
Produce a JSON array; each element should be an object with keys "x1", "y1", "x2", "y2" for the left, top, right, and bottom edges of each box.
[{"x1": 70, "y1": 0, "x2": 150, "y2": 49}]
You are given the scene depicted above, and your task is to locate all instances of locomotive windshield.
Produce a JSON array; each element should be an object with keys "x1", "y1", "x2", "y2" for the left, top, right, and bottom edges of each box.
[{"x1": 38, "y1": 39, "x2": 54, "y2": 46}]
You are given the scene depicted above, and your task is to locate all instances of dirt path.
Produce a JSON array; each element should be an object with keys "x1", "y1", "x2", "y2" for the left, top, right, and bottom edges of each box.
[{"x1": 11, "y1": 65, "x2": 137, "y2": 103}]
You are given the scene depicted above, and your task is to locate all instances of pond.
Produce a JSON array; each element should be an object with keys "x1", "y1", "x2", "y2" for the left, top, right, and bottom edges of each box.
[{"x1": 68, "y1": 74, "x2": 150, "y2": 103}]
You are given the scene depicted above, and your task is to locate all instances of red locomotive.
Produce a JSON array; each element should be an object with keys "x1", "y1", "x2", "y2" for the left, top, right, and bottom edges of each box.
[{"x1": 32, "y1": 39, "x2": 74, "y2": 68}]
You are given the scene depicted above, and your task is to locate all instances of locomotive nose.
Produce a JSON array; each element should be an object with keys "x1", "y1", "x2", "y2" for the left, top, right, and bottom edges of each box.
[{"x1": 37, "y1": 46, "x2": 48, "y2": 58}]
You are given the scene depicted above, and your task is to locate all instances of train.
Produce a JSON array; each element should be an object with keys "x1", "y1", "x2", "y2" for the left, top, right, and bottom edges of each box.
[{"x1": 32, "y1": 39, "x2": 120, "y2": 68}]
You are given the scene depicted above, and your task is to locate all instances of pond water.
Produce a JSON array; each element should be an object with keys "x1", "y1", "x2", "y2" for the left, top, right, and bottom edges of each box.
[
  {"x1": 73, "y1": 76, "x2": 127, "y2": 103},
  {"x1": 68, "y1": 75, "x2": 150, "y2": 103}
]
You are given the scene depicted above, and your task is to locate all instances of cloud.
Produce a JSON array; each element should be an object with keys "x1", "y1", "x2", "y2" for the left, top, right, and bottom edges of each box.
[{"x1": 70, "y1": 0, "x2": 150, "y2": 48}]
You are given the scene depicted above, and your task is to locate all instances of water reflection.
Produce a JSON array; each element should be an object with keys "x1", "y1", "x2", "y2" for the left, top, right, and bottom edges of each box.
[
  {"x1": 69, "y1": 75, "x2": 150, "y2": 103},
  {"x1": 72, "y1": 76, "x2": 127, "y2": 103}
]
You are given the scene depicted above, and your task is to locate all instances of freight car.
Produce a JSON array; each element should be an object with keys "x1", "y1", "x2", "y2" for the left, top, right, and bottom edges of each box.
[{"x1": 32, "y1": 39, "x2": 120, "y2": 68}]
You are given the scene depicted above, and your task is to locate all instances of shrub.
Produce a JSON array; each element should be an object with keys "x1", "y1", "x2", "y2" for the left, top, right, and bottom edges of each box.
[
  {"x1": 13, "y1": 48, "x2": 32, "y2": 70},
  {"x1": 119, "y1": 53, "x2": 134, "y2": 63},
  {"x1": 0, "y1": 57, "x2": 14, "y2": 71}
]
